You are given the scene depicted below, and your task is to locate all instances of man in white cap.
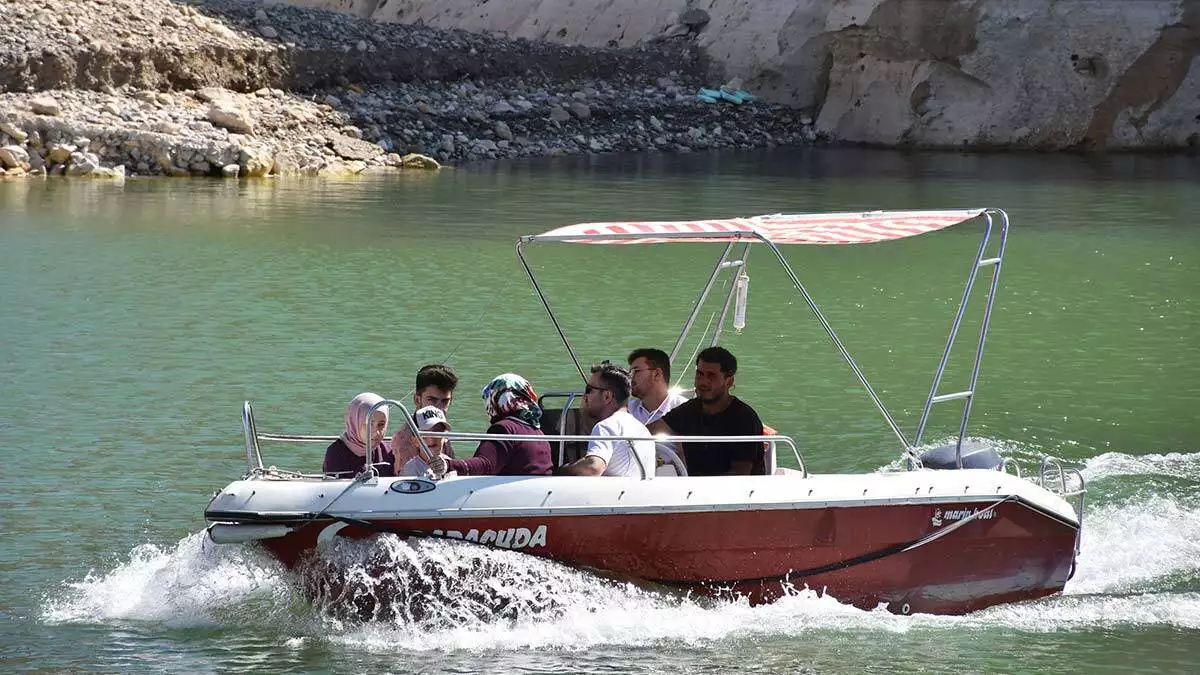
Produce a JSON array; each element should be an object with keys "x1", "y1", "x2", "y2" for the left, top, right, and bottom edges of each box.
[{"x1": 396, "y1": 405, "x2": 453, "y2": 477}]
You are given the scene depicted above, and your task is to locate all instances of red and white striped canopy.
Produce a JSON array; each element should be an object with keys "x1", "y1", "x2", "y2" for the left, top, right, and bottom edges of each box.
[{"x1": 528, "y1": 209, "x2": 986, "y2": 245}]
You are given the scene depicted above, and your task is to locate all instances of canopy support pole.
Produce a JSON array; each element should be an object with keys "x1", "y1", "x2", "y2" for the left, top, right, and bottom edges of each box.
[
  {"x1": 711, "y1": 242, "x2": 752, "y2": 348},
  {"x1": 670, "y1": 241, "x2": 734, "y2": 364},
  {"x1": 758, "y1": 235, "x2": 914, "y2": 455},
  {"x1": 516, "y1": 238, "x2": 588, "y2": 383}
]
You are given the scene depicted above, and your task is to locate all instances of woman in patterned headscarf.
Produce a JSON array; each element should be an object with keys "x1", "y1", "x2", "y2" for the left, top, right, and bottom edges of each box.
[
  {"x1": 432, "y1": 373, "x2": 552, "y2": 477},
  {"x1": 482, "y1": 372, "x2": 543, "y2": 428}
]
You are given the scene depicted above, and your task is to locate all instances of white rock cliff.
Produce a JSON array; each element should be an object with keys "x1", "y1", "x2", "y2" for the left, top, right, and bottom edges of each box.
[{"x1": 277, "y1": 0, "x2": 1200, "y2": 150}]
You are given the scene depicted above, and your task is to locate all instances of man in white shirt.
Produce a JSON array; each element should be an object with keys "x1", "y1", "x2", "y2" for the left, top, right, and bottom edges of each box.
[
  {"x1": 558, "y1": 362, "x2": 654, "y2": 479},
  {"x1": 626, "y1": 348, "x2": 688, "y2": 425}
]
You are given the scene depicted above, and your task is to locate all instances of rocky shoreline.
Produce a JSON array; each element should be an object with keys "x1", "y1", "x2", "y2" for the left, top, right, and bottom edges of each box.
[{"x1": 0, "y1": 0, "x2": 817, "y2": 179}]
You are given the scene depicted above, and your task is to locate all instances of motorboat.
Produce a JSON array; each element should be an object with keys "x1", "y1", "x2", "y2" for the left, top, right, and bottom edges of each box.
[{"x1": 204, "y1": 208, "x2": 1085, "y2": 615}]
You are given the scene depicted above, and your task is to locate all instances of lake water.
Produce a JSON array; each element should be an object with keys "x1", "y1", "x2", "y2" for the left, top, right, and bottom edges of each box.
[{"x1": 1, "y1": 149, "x2": 1197, "y2": 673}]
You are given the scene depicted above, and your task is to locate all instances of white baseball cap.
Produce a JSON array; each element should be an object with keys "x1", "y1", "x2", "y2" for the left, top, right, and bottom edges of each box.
[{"x1": 413, "y1": 405, "x2": 451, "y2": 431}]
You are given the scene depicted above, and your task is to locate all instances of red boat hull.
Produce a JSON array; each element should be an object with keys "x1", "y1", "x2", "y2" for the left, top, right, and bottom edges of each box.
[{"x1": 255, "y1": 498, "x2": 1077, "y2": 615}]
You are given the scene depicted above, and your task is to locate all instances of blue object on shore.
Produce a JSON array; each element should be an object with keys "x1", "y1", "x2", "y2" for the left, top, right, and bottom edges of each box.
[
  {"x1": 720, "y1": 89, "x2": 746, "y2": 105},
  {"x1": 696, "y1": 87, "x2": 758, "y2": 105}
]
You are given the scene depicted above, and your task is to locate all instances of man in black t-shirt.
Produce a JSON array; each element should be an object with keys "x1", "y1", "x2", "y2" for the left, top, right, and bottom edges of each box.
[{"x1": 647, "y1": 346, "x2": 765, "y2": 476}]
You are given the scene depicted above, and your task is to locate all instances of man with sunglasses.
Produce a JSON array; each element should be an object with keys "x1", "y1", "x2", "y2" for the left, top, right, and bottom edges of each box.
[
  {"x1": 626, "y1": 347, "x2": 689, "y2": 426},
  {"x1": 558, "y1": 362, "x2": 655, "y2": 478}
]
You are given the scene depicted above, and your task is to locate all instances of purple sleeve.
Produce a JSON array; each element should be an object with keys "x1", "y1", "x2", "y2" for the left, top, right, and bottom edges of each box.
[
  {"x1": 446, "y1": 438, "x2": 507, "y2": 476},
  {"x1": 323, "y1": 440, "x2": 395, "y2": 476},
  {"x1": 322, "y1": 440, "x2": 356, "y2": 475}
]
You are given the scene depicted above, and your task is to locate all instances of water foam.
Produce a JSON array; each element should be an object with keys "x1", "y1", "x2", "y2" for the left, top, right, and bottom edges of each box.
[
  {"x1": 328, "y1": 584, "x2": 1200, "y2": 652},
  {"x1": 1067, "y1": 499, "x2": 1200, "y2": 596},
  {"x1": 1082, "y1": 451, "x2": 1200, "y2": 483},
  {"x1": 42, "y1": 532, "x2": 292, "y2": 627},
  {"x1": 978, "y1": 592, "x2": 1200, "y2": 631}
]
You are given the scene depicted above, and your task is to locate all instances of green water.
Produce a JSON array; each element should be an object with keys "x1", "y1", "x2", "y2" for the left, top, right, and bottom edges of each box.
[{"x1": 1, "y1": 149, "x2": 1197, "y2": 673}]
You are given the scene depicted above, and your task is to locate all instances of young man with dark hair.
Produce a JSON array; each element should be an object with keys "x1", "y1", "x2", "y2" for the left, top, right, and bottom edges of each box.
[
  {"x1": 627, "y1": 347, "x2": 688, "y2": 425},
  {"x1": 559, "y1": 362, "x2": 655, "y2": 478},
  {"x1": 647, "y1": 346, "x2": 765, "y2": 476},
  {"x1": 414, "y1": 364, "x2": 458, "y2": 411},
  {"x1": 393, "y1": 364, "x2": 459, "y2": 474}
]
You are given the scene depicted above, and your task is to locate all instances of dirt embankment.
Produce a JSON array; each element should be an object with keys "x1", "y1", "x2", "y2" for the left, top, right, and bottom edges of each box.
[{"x1": 0, "y1": 0, "x2": 817, "y2": 179}]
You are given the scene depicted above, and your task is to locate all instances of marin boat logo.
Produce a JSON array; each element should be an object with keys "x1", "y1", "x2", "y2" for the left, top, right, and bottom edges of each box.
[
  {"x1": 931, "y1": 506, "x2": 996, "y2": 527},
  {"x1": 432, "y1": 525, "x2": 549, "y2": 549}
]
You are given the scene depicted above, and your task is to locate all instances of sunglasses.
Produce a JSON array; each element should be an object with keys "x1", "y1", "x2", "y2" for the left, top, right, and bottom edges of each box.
[{"x1": 584, "y1": 384, "x2": 610, "y2": 394}]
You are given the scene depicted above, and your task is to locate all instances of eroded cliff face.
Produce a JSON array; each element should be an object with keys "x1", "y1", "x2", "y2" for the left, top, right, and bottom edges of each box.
[{"x1": 276, "y1": 0, "x2": 1200, "y2": 149}]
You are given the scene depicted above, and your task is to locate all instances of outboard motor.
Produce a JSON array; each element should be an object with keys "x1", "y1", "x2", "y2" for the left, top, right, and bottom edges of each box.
[{"x1": 918, "y1": 440, "x2": 1004, "y2": 471}]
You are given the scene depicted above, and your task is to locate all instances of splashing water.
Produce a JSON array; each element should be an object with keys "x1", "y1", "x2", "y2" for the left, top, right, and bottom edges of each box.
[
  {"x1": 41, "y1": 450, "x2": 1200, "y2": 647},
  {"x1": 1066, "y1": 451, "x2": 1200, "y2": 596},
  {"x1": 298, "y1": 535, "x2": 672, "y2": 634},
  {"x1": 1083, "y1": 451, "x2": 1200, "y2": 483},
  {"x1": 42, "y1": 533, "x2": 294, "y2": 628}
]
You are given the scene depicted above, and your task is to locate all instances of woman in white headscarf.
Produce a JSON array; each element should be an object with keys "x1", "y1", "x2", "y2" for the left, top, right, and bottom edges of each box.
[{"x1": 322, "y1": 392, "x2": 394, "y2": 477}]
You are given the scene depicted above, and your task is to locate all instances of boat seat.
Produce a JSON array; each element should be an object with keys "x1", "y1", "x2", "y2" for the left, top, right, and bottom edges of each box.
[{"x1": 538, "y1": 404, "x2": 599, "y2": 468}]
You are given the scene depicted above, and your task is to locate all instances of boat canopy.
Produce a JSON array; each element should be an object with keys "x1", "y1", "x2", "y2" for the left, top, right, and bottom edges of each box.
[
  {"x1": 517, "y1": 206, "x2": 1008, "y2": 461},
  {"x1": 525, "y1": 209, "x2": 986, "y2": 245}
]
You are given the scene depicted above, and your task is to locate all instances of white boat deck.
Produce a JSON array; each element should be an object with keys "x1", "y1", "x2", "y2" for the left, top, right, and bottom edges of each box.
[{"x1": 208, "y1": 468, "x2": 1079, "y2": 524}]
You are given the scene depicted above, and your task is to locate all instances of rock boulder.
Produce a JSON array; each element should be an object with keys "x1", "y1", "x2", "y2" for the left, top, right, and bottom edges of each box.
[
  {"x1": 328, "y1": 134, "x2": 381, "y2": 160},
  {"x1": 208, "y1": 104, "x2": 255, "y2": 135},
  {"x1": 0, "y1": 145, "x2": 29, "y2": 168},
  {"x1": 30, "y1": 95, "x2": 61, "y2": 116}
]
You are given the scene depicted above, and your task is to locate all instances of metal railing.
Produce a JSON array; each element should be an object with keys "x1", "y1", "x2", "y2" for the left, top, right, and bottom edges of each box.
[
  {"x1": 366, "y1": 398, "x2": 431, "y2": 476},
  {"x1": 242, "y1": 401, "x2": 264, "y2": 472},
  {"x1": 669, "y1": 241, "x2": 752, "y2": 362},
  {"x1": 242, "y1": 398, "x2": 429, "y2": 477},
  {"x1": 1038, "y1": 456, "x2": 1087, "y2": 499},
  {"x1": 1000, "y1": 457, "x2": 1022, "y2": 478},
  {"x1": 417, "y1": 430, "x2": 805, "y2": 478},
  {"x1": 240, "y1": 400, "x2": 807, "y2": 479},
  {"x1": 1038, "y1": 454, "x2": 1087, "y2": 562}
]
